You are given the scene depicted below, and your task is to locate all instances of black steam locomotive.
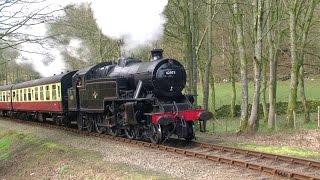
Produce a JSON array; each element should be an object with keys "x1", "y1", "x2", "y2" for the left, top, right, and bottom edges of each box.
[
  {"x1": 67, "y1": 49, "x2": 212, "y2": 143},
  {"x1": 0, "y1": 49, "x2": 212, "y2": 144}
]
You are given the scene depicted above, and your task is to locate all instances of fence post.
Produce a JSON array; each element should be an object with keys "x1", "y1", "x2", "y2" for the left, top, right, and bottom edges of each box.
[
  {"x1": 318, "y1": 106, "x2": 320, "y2": 128},
  {"x1": 293, "y1": 110, "x2": 296, "y2": 129},
  {"x1": 274, "y1": 113, "x2": 277, "y2": 131}
]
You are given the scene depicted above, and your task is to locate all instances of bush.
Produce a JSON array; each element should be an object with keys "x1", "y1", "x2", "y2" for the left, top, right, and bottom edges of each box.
[{"x1": 215, "y1": 100, "x2": 320, "y2": 118}]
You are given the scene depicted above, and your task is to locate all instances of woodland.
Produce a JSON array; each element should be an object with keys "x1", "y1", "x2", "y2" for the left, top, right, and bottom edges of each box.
[{"x1": 1, "y1": 0, "x2": 320, "y2": 133}]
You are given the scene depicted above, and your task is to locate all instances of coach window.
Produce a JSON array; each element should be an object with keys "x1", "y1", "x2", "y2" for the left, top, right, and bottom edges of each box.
[
  {"x1": 6, "y1": 91, "x2": 9, "y2": 102},
  {"x1": 28, "y1": 88, "x2": 31, "y2": 101},
  {"x1": 57, "y1": 85, "x2": 61, "y2": 100},
  {"x1": 52, "y1": 85, "x2": 57, "y2": 100},
  {"x1": 23, "y1": 89, "x2": 26, "y2": 101},
  {"x1": 35, "y1": 87, "x2": 39, "y2": 101},
  {"x1": 40, "y1": 87, "x2": 44, "y2": 100},
  {"x1": 12, "y1": 91, "x2": 16, "y2": 102},
  {"x1": 16, "y1": 91, "x2": 19, "y2": 102},
  {"x1": 19, "y1": 90, "x2": 22, "y2": 101},
  {"x1": 45, "y1": 85, "x2": 50, "y2": 100}
]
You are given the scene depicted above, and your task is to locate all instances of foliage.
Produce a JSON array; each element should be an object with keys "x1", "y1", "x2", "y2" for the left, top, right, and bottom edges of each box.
[
  {"x1": 203, "y1": 113, "x2": 319, "y2": 134},
  {"x1": 215, "y1": 100, "x2": 320, "y2": 118}
]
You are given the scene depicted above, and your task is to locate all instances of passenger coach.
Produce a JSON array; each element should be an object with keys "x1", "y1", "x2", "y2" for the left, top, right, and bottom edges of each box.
[
  {"x1": 0, "y1": 84, "x2": 14, "y2": 116},
  {"x1": 10, "y1": 71, "x2": 76, "y2": 123}
]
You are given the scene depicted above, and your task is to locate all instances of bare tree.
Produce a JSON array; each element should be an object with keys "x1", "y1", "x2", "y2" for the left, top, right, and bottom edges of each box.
[
  {"x1": 287, "y1": 0, "x2": 319, "y2": 127},
  {"x1": 296, "y1": 0, "x2": 319, "y2": 123},
  {"x1": 0, "y1": 0, "x2": 63, "y2": 50},
  {"x1": 203, "y1": 0, "x2": 221, "y2": 111},
  {"x1": 248, "y1": 0, "x2": 264, "y2": 132},
  {"x1": 231, "y1": 0, "x2": 249, "y2": 132},
  {"x1": 267, "y1": 0, "x2": 286, "y2": 130}
]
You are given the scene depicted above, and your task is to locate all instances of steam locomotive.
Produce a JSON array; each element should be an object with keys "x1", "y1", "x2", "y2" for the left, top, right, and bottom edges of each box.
[{"x1": 0, "y1": 49, "x2": 212, "y2": 144}]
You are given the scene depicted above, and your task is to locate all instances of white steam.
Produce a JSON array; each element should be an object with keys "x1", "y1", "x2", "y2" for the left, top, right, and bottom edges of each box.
[
  {"x1": 90, "y1": 0, "x2": 168, "y2": 52},
  {"x1": 9, "y1": 0, "x2": 168, "y2": 77}
]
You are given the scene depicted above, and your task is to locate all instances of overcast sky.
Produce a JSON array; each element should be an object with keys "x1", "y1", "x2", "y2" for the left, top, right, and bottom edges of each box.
[{"x1": 9, "y1": 0, "x2": 168, "y2": 77}]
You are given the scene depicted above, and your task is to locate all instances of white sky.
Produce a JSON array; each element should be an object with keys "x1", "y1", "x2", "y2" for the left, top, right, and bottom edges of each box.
[{"x1": 7, "y1": 0, "x2": 168, "y2": 77}]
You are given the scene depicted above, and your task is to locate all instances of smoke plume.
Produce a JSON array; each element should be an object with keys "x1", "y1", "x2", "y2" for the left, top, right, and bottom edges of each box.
[
  {"x1": 89, "y1": 0, "x2": 168, "y2": 53},
  {"x1": 11, "y1": 0, "x2": 168, "y2": 77}
]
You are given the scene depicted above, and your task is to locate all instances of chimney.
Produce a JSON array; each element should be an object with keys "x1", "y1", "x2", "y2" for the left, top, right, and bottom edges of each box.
[{"x1": 151, "y1": 49, "x2": 163, "y2": 61}]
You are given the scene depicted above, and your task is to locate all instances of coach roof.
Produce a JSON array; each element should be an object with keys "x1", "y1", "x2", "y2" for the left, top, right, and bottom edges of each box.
[
  {"x1": 0, "y1": 84, "x2": 14, "y2": 91},
  {"x1": 12, "y1": 71, "x2": 76, "y2": 90}
]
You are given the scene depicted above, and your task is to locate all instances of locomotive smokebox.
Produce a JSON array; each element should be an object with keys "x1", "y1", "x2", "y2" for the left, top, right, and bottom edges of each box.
[{"x1": 151, "y1": 49, "x2": 163, "y2": 61}]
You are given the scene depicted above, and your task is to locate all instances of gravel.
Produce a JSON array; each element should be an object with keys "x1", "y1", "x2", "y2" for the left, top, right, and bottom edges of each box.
[{"x1": 0, "y1": 118, "x2": 281, "y2": 180}]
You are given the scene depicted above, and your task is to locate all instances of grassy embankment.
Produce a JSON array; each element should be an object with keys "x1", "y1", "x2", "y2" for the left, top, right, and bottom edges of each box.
[
  {"x1": 195, "y1": 79, "x2": 320, "y2": 133},
  {"x1": 222, "y1": 141, "x2": 320, "y2": 159},
  {"x1": 194, "y1": 79, "x2": 320, "y2": 158},
  {"x1": 0, "y1": 127, "x2": 170, "y2": 179}
]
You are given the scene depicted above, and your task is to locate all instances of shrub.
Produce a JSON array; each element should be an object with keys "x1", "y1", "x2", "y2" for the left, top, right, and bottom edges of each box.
[{"x1": 215, "y1": 100, "x2": 320, "y2": 118}]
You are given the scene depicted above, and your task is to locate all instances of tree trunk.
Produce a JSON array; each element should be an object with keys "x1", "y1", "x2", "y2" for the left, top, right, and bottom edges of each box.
[
  {"x1": 267, "y1": 0, "x2": 285, "y2": 130},
  {"x1": 262, "y1": 59, "x2": 268, "y2": 123},
  {"x1": 266, "y1": 0, "x2": 276, "y2": 129},
  {"x1": 210, "y1": 76, "x2": 216, "y2": 115},
  {"x1": 233, "y1": 0, "x2": 248, "y2": 131},
  {"x1": 248, "y1": 0, "x2": 263, "y2": 132},
  {"x1": 287, "y1": 0, "x2": 300, "y2": 128},
  {"x1": 183, "y1": 0, "x2": 193, "y2": 94},
  {"x1": 299, "y1": 65, "x2": 310, "y2": 123},
  {"x1": 203, "y1": 0, "x2": 213, "y2": 111},
  {"x1": 228, "y1": 20, "x2": 237, "y2": 118},
  {"x1": 190, "y1": 0, "x2": 198, "y2": 107}
]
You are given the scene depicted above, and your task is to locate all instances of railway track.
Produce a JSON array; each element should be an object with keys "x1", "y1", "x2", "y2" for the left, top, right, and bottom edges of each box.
[{"x1": 3, "y1": 118, "x2": 320, "y2": 180}]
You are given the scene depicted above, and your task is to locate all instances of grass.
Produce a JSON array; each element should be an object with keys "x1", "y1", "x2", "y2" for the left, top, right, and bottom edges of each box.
[
  {"x1": 193, "y1": 79, "x2": 320, "y2": 133},
  {"x1": 198, "y1": 113, "x2": 320, "y2": 134},
  {"x1": 0, "y1": 128, "x2": 34, "y2": 160},
  {"x1": 226, "y1": 142, "x2": 320, "y2": 159},
  {"x1": 0, "y1": 136, "x2": 11, "y2": 160},
  {"x1": 0, "y1": 128, "x2": 172, "y2": 179},
  {"x1": 196, "y1": 79, "x2": 320, "y2": 109}
]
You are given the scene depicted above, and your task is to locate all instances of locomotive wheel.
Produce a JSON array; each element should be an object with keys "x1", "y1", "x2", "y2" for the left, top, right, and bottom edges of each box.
[
  {"x1": 62, "y1": 117, "x2": 71, "y2": 128},
  {"x1": 95, "y1": 115, "x2": 105, "y2": 134},
  {"x1": 77, "y1": 114, "x2": 84, "y2": 130},
  {"x1": 107, "y1": 126, "x2": 121, "y2": 136},
  {"x1": 53, "y1": 116, "x2": 60, "y2": 126},
  {"x1": 149, "y1": 124, "x2": 162, "y2": 144},
  {"x1": 184, "y1": 122, "x2": 195, "y2": 142},
  {"x1": 87, "y1": 115, "x2": 94, "y2": 132},
  {"x1": 124, "y1": 126, "x2": 135, "y2": 139}
]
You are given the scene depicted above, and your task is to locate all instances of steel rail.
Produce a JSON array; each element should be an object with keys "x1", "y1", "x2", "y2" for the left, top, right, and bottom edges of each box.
[
  {"x1": 2, "y1": 118, "x2": 320, "y2": 180},
  {"x1": 193, "y1": 141, "x2": 320, "y2": 169}
]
